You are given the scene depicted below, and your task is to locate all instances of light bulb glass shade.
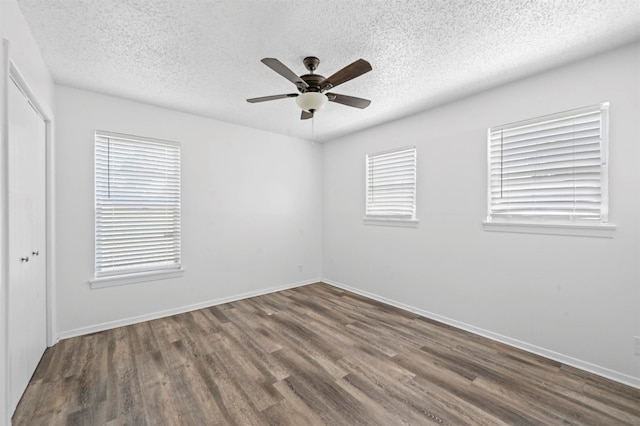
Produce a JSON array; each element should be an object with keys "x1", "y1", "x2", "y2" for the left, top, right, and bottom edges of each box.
[{"x1": 295, "y1": 92, "x2": 328, "y2": 112}]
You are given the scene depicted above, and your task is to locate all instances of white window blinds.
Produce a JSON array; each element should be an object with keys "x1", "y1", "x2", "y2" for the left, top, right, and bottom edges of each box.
[
  {"x1": 487, "y1": 103, "x2": 608, "y2": 222},
  {"x1": 95, "y1": 131, "x2": 181, "y2": 278},
  {"x1": 366, "y1": 146, "x2": 417, "y2": 220}
]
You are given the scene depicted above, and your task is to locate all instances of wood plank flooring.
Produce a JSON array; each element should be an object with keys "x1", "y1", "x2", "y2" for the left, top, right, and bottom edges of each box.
[{"x1": 13, "y1": 283, "x2": 640, "y2": 425}]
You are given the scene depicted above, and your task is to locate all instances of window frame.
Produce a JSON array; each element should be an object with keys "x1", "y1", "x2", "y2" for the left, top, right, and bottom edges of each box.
[
  {"x1": 90, "y1": 130, "x2": 183, "y2": 288},
  {"x1": 483, "y1": 103, "x2": 615, "y2": 238},
  {"x1": 364, "y1": 145, "x2": 418, "y2": 227}
]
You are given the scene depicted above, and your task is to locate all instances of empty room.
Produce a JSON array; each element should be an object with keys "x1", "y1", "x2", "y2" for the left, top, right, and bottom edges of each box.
[{"x1": 1, "y1": 0, "x2": 640, "y2": 424}]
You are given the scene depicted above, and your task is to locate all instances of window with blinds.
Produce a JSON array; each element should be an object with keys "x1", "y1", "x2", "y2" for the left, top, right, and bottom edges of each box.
[
  {"x1": 95, "y1": 131, "x2": 181, "y2": 278},
  {"x1": 487, "y1": 103, "x2": 608, "y2": 223},
  {"x1": 366, "y1": 146, "x2": 417, "y2": 221}
]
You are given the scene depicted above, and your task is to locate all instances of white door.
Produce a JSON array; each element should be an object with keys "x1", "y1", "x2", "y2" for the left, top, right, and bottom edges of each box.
[{"x1": 7, "y1": 77, "x2": 47, "y2": 415}]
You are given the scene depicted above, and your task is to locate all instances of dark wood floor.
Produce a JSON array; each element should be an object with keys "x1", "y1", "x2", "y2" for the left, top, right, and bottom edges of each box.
[{"x1": 13, "y1": 283, "x2": 640, "y2": 425}]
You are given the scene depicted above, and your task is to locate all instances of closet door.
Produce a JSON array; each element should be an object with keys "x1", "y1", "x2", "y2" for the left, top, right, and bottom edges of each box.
[{"x1": 7, "y1": 78, "x2": 47, "y2": 415}]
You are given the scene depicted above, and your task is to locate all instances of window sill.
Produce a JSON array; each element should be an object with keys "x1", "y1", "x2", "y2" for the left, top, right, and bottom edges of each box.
[
  {"x1": 363, "y1": 217, "x2": 419, "y2": 228},
  {"x1": 482, "y1": 220, "x2": 616, "y2": 238},
  {"x1": 90, "y1": 268, "x2": 184, "y2": 289}
]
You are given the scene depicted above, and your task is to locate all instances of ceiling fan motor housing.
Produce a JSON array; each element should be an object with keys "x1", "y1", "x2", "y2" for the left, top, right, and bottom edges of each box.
[{"x1": 299, "y1": 74, "x2": 326, "y2": 93}]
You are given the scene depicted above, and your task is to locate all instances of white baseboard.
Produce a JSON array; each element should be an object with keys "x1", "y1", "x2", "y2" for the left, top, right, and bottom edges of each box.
[
  {"x1": 322, "y1": 278, "x2": 640, "y2": 390},
  {"x1": 56, "y1": 278, "x2": 320, "y2": 341}
]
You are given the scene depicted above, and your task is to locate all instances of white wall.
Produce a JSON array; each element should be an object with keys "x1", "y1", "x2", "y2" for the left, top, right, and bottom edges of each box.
[
  {"x1": 54, "y1": 86, "x2": 322, "y2": 337},
  {"x1": 0, "y1": 1, "x2": 54, "y2": 107},
  {"x1": 322, "y1": 42, "x2": 640, "y2": 386},
  {"x1": 0, "y1": 0, "x2": 56, "y2": 422}
]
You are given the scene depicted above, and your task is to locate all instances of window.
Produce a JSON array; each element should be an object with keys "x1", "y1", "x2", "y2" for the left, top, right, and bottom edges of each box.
[
  {"x1": 94, "y1": 131, "x2": 181, "y2": 284},
  {"x1": 365, "y1": 146, "x2": 417, "y2": 225},
  {"x1": 487, "y1": 103, "x2": 609, "y2": 225}
]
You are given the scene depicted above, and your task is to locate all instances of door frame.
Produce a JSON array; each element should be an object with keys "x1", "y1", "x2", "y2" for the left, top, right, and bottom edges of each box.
[{"x1": 0, "y1": 39, "x2": 56, "y2": 423}]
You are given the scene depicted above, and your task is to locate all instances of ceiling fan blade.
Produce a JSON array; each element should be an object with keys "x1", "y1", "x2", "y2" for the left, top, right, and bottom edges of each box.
[
  {"x1": 261, "y1": 58, "x2": 308, "y2": 89},
  {"x1": 321, "y1": 59, "x2": 372, "y2": 90},
  {"x1": 327, "y1": 93, "x2": 371, "y2": 109},
  {"x1": 301, "y1": 110, "x2": 313, "y2": 120},
  {"x1": 247, "y1": 93, "x2": 298, "y2": 103}
]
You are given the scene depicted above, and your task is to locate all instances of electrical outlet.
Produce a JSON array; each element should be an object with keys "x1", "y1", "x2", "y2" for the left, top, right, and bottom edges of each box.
[
  {"x1": 298, "y1": 264, "x2": 302, "y2": 272},
  {"x1": 635, "y1": 336, "x2": 640, "y2": 356}
]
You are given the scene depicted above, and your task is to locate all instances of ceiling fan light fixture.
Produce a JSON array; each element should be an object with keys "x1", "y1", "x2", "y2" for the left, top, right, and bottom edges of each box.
[{"x1": 295, "y1": 92, "x2": 328, "y2": 112}]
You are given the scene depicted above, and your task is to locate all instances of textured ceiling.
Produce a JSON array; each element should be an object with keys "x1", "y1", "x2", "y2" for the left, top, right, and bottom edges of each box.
[{"x1": 17, "y1": 0, "x2": 640, "y2": 142}]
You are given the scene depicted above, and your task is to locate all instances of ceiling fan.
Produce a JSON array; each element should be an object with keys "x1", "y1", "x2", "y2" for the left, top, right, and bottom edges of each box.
[{"x1": 247, "y1": 56, "x2": 372, "y2": 120}]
